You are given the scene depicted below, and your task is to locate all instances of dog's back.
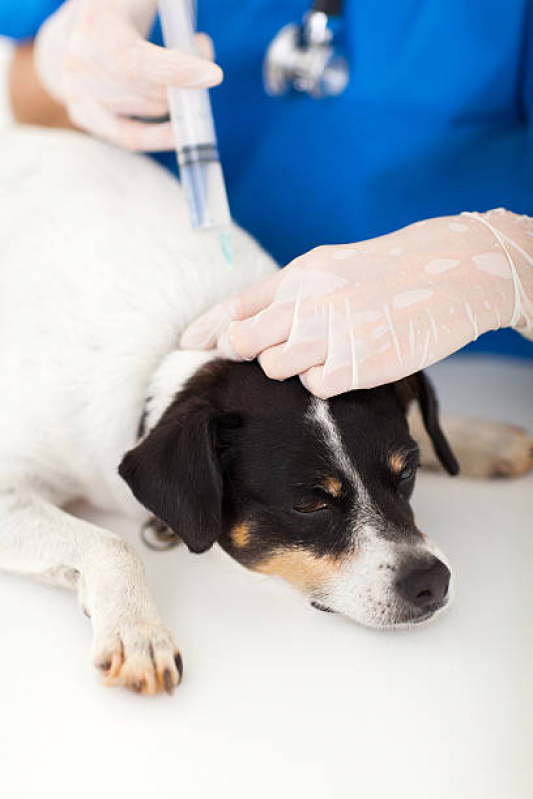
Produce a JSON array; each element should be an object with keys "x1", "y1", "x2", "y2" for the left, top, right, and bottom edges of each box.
[{"x1": 0, "y1": 127, "x2": 276, "y2": 508}]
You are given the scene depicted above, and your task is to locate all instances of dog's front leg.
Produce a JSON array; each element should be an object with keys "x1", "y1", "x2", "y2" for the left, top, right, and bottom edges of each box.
[
  {"x1": 409, "y1": 409, "x2": 533, "y2": 479},
  {"x1": 0, "y1": 483, "x2": 182, "y2": 695}
]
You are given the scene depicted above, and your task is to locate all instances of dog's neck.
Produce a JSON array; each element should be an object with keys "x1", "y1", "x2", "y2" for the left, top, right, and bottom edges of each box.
[{"x1": 139, "y1": 350, "x2": 216, "y2": 438}]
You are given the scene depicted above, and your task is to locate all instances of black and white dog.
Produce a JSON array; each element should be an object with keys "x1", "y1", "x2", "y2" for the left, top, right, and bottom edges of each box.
[{"x1": 1, "y1": 127, "x2": 531, "y2": 696}]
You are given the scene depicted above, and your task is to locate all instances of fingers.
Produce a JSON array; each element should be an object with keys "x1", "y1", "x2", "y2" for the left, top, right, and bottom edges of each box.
[
  {"x1": 68, "y1": 74, "x2": 169, "y2": 117},
  {"x1": 226, "y1": 271, "x2": 285, "y2": 321},
  {"x1": 180, "y1": 271, "x2": 285, "y2": 350},
  {"x1": 258, "y1": 339, "x2": 327, "y2": 380},
  {"x1": 41, "y1": 0, "x2": 222, "y2": 148},
  {"x1": 126, "y1": 40, "x2": 223, "y2": 87},
  {"x1": 64, "y1": 35, "x2": 222, "y2": 146},
  {"x1": 181, "y1": 296, "x2": 296, "y2": 361},
  {"x1": 222, "y1": 281, "x2": 355, "y2": 362},
  {"x1": 218, "y1": 302, "x2": 298, "y2": 360},
  {"x1": 300, "y1": 366, "x2": 351, "y2": 399},
  {"x1": 68, "y1": 98, "x2": 175, "y2": 151},
  {"x1": 300, "y1": 363, "x2": 378, "y2": 399},
  {"x1": 179, "y1": 302, "x2": 234, "y2": 350},
  {"x1": 299, "y1": 352, "x2": 417, "y2": 398},
  {"x1": 74, "y1": 6, "x2": 223, "y2": 90},
  {"x1": 194, "y1": 33, "x2": 215, "y2": 62}
]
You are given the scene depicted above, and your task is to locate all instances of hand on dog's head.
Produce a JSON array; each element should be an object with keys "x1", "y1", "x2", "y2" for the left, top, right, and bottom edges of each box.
[{"x1": 119, "y1": 359, "x2": 457, "y2": 628}]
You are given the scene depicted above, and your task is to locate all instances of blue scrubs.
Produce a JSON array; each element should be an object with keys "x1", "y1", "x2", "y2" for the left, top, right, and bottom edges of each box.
[{"x1": 2, "y1": 0, "x2": 532, "y2": 358}]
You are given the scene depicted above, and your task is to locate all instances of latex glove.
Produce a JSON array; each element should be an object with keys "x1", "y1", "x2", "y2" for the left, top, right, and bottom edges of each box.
[
  {"x1": 180, "y1": 210, "x2": 533, "y2": 398},
  {"x1": 34, "y1": 0, "x2": 222, "y2": 151}
]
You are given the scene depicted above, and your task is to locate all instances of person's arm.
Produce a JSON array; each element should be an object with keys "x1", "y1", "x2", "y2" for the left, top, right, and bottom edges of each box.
[
  {"x1": 180, "y1": 209, "x2": 533, "y2": 398},
  {"x1": 5, "y1": 0, "x2": 221, "y2": 149},
  {"x1": 30, "y1": 0, "x2": 222, "y2": 151},
  {"x1": 8, "y1": 40, "x2": 73, "y2": 128}
]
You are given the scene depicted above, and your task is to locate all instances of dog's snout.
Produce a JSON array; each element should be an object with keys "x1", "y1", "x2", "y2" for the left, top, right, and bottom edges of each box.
[{"x1": 396, "y1": 557, "x2": 450, "y2": 609}]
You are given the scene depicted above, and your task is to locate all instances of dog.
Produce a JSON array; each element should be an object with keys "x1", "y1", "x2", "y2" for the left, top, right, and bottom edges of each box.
[{"x1": 1, "y1": 127, "x2": 531, "y2": 696}]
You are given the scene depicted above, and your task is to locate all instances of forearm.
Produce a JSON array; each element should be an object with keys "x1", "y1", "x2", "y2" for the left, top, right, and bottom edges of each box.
[{"x1": 8, "y1": 41, "x2": 74, "y2": 129}]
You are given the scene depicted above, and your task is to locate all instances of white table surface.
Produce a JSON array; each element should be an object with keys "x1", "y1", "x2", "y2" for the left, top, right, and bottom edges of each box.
[{"x1": 1, "y1": 354, "x2": 532, "y2": 799}]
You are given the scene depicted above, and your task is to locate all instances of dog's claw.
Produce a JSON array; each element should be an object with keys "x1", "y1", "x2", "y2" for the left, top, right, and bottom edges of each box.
[
  {"x1": 174, "y1": 652, "x2": 183, "y2": 683},
  {"x1": 163, "y1": 669, "x2": 174, "y2": 695},
  {"x1": 93, "y1": 621, "x2": 182, "y2": 697},
  {"x1": 107, "y1": 651, "x2": 123, "y2": 679}
]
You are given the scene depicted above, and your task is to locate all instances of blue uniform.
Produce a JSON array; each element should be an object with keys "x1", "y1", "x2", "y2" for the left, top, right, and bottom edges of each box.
[{"x1": 2, "y1": 0, "x2": 532, "y2": 358}]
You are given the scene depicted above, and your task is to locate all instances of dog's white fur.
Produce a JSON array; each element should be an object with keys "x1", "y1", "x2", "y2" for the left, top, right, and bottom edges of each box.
[
  {"x1": 0, "y1": 127, "x2": 276, "y2": 692},
  {"x1": 1, "y1": 126, "x2": 531, "y2": 692}
]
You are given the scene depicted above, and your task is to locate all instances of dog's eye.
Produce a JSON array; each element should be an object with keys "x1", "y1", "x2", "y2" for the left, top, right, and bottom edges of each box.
[
  {"x1": 396, "y1": 464, "x2": 418, "y2": 497},
  {"x1": 399, "y1": 466, "x2": 416, "y2": 481},
  {"x1": 293, "y1": 500, "x2": 329, "y2": 514}
]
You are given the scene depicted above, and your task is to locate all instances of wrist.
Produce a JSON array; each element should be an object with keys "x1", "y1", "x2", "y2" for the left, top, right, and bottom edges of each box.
[
  {"x1": 9, "y1": 42, "x2": 74, "y2": 129},
  {"x1": 465, "y1": 210, "x2": 533, "y2": 335}
]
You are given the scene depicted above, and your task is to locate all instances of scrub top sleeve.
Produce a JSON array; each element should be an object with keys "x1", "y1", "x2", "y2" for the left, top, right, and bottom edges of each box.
[{"x1": 0, "y1": 0, "x2": 64, "y2": 41}]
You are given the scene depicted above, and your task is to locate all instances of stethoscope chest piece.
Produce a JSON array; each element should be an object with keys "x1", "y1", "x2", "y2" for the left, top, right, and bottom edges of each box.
[{"x1": 263, "y1": 3, "x2": 348, "y2": 99}]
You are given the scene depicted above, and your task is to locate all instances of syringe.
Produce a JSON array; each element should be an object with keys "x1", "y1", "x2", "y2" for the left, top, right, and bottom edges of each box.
[{"x1": 159, "y1": 0, "x2": 233, "y2": 268}]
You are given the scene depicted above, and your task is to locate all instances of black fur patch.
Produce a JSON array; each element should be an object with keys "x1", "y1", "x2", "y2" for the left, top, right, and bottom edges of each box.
[{"x1": 119, "y1": 360, "x2": 457, "y2": 563}]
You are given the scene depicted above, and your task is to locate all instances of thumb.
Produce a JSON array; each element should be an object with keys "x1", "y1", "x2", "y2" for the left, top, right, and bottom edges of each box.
[
  {"x1": 180, "y1": 270, "x2": 284, "y2": 350},
  {"x1": 128, "y1": 39, "x2": 223, "y2": 86},
  {"x1": 179, "y1": 302, "x2": 234, "y2": 350},
  {"x1": 194, "y1": 32, "x2": 215, "y2": 61}
]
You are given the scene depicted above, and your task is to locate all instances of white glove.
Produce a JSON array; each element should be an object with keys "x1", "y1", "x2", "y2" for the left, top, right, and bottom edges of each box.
[
  {"x1": 180, "y1": 210, "x2": 533, "y2": 398},
  {"x1": 34, "y1": 0, "x2": 222, "y2": 151}
]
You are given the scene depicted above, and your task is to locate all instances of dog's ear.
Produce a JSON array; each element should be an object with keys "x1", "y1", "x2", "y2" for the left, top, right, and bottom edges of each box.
[
  {"x1": 396, "y1": 372, "x2": 459, "y2": 476},
  {"x1": 119, "y1": 398, "x2": 223, "y2": 553}
]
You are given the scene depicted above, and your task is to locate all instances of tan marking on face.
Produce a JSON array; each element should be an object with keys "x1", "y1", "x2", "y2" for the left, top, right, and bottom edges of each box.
[
  {"x1": 389, "y1": 453, "x2": 405, "y2": 474},
  {"x1": 231, "y1": 522, "x2": 251, "y2": 548},
  {"x1": 254, "y1": 548, "x2": 341, "y2": 592},
  {"x1": 322, "y1": 476, "x2": 342, "y2": 498}
]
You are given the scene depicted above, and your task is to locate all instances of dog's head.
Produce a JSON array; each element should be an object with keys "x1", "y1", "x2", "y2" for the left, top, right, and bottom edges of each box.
[{"x1": 119, "y1": 359, "x2": 458, "y2": 628}]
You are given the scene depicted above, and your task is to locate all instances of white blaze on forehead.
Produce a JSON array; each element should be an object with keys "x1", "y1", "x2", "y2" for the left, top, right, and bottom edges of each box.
[{"x1": 306, "y1": 397, "x2": 373, "y2": 510}]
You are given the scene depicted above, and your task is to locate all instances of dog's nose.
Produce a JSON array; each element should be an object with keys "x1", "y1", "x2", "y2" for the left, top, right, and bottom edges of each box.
[{"x1": 396, "y1": 557, "x2": 450, "y2": 609}]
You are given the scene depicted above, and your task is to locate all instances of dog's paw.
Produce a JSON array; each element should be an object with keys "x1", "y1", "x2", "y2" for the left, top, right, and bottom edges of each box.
[
  {"x1": 452, "y1": 420, "x2": 533, "y2": 479},
  {"x1": 93, "y1": 621, "x2": 183, "y2": 696}
]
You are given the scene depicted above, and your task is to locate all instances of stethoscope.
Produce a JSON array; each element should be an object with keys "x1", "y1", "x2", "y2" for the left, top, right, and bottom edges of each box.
[{"x1": 263, "y1": 0, "x2": 348, "y2": 99}]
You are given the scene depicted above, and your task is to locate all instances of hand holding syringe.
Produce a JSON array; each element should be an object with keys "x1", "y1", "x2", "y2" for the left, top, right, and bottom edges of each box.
[
  {"x1": 159, "y1": 0, "x2": 234, "y2": 267},
  {"x1": 34, "y1": 0, "x2": 222, "y2": 151}
]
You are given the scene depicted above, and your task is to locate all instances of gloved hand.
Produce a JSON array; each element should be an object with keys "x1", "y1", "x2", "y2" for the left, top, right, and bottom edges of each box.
[
  {"x1": 34, "y1": 0, "x2": 222, "y2": 151},
  {"x1": 180, "y1": 209, "x2": 533, "y2": 397}
]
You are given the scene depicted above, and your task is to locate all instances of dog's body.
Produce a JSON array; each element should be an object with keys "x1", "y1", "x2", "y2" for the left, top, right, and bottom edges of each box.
[
  {"x1": 0, "y1": 127, "x2": 276, "y2": 516},
  {"x1": 1, "y1": 127, "x2": 531, "y2": 695},
  {"x1": 0, "y1": 127, "x2": 278, "y2": 692}
]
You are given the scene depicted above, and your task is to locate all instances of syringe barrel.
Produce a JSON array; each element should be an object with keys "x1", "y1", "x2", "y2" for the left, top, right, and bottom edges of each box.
[
  {"x1": 179, "y1": 159, "x2": 231, "y2": 230},
  {"x1": 159, "y1": 0, "x2": 231, "y2": 230}
]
